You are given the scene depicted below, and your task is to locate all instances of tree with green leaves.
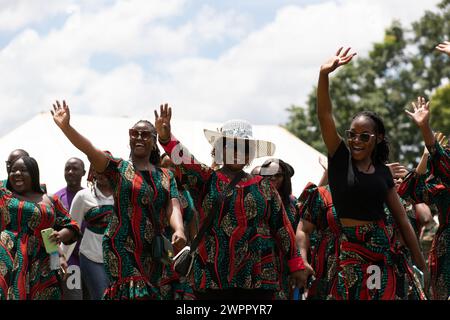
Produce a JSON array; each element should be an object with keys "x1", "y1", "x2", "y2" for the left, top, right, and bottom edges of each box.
[{"x1": 285, "y1": 0, "x2": 450, "y2": 165}]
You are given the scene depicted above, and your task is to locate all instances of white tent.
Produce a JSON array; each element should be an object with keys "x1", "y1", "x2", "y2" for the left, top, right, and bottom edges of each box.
[{"x1": 0, "y1": 112, "x2": 326, "y2": 196}]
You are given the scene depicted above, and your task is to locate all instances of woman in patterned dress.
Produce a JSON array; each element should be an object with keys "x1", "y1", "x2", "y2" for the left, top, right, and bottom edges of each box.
[
  {"x1": 155, "y1": 104, "x2": 310, "y2": 300},
  {"x1": 317, "y1": 47, "x2": 427, "y2": 300},
  {"x1": 259, "y1": 158, "x2": 301, "y2": 300},
  {"x1": 51, "y1": 100, "x2": 187, "y2": 300},
  {"x1": 1, "y1": 156, "x2": 80, "y2": 300},
  {"x1": 297, "y1": 182, "x2": 340, "y2": 300},
  {"x1": 400, "y1": 95, "x2": 449, "y2": 300}
]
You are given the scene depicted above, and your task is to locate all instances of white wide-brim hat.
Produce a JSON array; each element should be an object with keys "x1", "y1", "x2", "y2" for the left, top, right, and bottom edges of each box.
[{"x1": 203, "y1": 119, "x2": 276, "y2": 158}]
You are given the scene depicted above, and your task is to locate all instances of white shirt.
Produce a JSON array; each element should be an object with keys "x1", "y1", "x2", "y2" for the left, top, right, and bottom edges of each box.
[{"x1": 62, "y1": 186, "x2": 114, "y2": 264}]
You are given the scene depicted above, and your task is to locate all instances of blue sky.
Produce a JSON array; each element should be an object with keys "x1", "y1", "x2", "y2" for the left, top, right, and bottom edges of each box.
[{"x1": 0, "y1": 0, "x2": 441, "y2": 136}]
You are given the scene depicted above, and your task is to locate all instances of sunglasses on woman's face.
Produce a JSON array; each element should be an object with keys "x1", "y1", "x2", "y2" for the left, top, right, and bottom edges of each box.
[
  {"x1": 345, "y1": 130, "x2": 375, "y2": 143},
  {"x1": 129, "y1": 129, "x2": 154, "y2": 141}
]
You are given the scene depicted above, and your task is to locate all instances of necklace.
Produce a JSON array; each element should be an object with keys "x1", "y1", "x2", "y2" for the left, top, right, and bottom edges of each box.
[{"x1": 361, "y1": 162, "x2": 373, "y2": 173}]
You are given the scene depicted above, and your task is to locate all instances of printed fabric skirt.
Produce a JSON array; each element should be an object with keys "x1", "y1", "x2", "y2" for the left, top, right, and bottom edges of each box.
[{"x1": 334, "y1": 220, "x2": 426, "y2": 300}]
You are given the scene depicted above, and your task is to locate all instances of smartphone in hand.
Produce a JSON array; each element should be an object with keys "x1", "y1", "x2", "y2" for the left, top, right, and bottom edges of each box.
[{"x1": 41, "y1": 228, "x2": 59, "y2": 254}]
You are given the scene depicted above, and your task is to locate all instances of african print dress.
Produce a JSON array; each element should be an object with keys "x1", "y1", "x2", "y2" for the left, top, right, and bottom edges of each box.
[
  {"x1": 160, "y1": 136, "x2": 305, "y2": 294},
  {"x1": 0, "y1": 188, "x2": 80, "y2": 300},
  {"x1": 298, "y1": 183, "x2": 340, "y2": 300},
  {"x1": 275, "y1": 194, "x2": 300, "y2": 300},
  {"x1": 398, "y1": 141, "x2": 450, "y2": 300},
  {"x1": 101, "y1": 153, "x2": 180, "y2": 300}
]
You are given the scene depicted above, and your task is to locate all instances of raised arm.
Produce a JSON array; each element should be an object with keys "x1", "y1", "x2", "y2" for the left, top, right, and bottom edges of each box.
[
  {"x1": 405, "y1": 97, "x2": 435, "y2": 149},
  {"x1": 317, "y1": 47, "x2": 357, "y2": 156},
  {"x1": 51, "y1": 100, "x2": 108, "y2": 173},
  {"x1": 416, "y1": 147, "x2": 430, "y2": 176},
  {"x1": 155, "y1": 104, "x2": 213, "y2": 188},
  {"x1": 406, "y1": 97, "x2": 449, "y2": 182}
]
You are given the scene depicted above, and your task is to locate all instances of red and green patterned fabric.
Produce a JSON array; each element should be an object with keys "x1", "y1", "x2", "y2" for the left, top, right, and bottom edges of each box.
[
  {"x1": 179, "y1": 188, "x2": 197, "y2": 235},
  {"x1": 0, "y1": 187, "x2": 80, "y2": 300},
  {"x1": 427, "y1": 141, "x2": 449, "y2": 186},
  {"x1": 384, "y1": 200, "x2": 427, "y2": 300},
  {"x1": 161, "y1": 135, "x2": 304, "y2": 293},
  {"x1": 398, "y1": 141, "x2": 449, "y2": 300},
  {"x1": 101, "y1": 153, "x2": 180, "y2": 300},
  {"x1": 334, "y1": 218, "x2": 426, "y2": 300},
  {"x1": 275, "y1": 194, "x2": 300, "y2": 300},
  {"x1": 298, "y1": 183, "x2": 340, "y2": 300},
  {"x1": 335, "y1": 220, "x2": 397, "y2": 300},
  {"x1": 84, "y1": 205, "x2": 113, "y2": 235}
]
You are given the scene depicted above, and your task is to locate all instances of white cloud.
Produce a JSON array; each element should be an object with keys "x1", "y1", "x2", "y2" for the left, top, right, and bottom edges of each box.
[
  {"x1": 0, "y1": 0, "x2": 70, "y2": 31},
  {"x1": 144, "y1": 0, "x2": 442, "y2": 124},
  {"x1": 0, "y1": 0, "x2": 118, "y2": 31},
  {"x1": 0, "y1": 0, "x2": 443, "y2": 138}
]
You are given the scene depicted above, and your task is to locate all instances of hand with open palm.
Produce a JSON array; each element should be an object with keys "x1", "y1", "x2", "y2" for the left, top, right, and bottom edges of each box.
[
  {"x1": 51, "y1": 100, "x2": 71, "y2": 130},
  {"x1": 154, "y1": 103, "x2": 172, "y2": 143},
  {"x1": 405, "y1": 96, "x2": 430, "y2": 128},
  {"x1": 320, "y1": 47, "x2": 357, "y2": 75}
]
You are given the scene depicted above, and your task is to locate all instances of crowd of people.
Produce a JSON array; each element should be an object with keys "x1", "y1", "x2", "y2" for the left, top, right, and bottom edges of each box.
[{"x1": 0, "y1": 42, "x2": 448, "y2": 300}]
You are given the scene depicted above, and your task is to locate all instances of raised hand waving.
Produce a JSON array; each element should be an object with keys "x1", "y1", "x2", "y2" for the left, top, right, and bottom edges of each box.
[
  {"x1": 154, "y1": 103, "x2": 172, "y2": 143},
  {"x1": 51, "y1": 100, "x2": 71, "y2": 130},
  {"x1": 405, "y1": 96, "x2": 430, "y2": 128},
  {"x1": 320, "y1": 47, "x2": 357, "y2": 75}
]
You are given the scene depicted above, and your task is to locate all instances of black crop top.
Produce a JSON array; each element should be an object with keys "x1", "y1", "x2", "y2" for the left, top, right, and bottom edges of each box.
[{"x1": 328, "y1": 141, "x2": 395, "y2": 221}]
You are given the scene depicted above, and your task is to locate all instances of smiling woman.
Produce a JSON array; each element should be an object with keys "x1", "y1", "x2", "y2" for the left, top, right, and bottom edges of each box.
[
  {"x1": 0, "y1": 155, "x2": 80, "y2": 300},
  {"x1": 50, "y1": 100, "x2": 187, "y2": 300},
  {"x1": 155, "y1": 104, "x2": 310, "y2": 300},
  {"x1": 315, "y1": 47, "x2": 427, "y2": 300}
]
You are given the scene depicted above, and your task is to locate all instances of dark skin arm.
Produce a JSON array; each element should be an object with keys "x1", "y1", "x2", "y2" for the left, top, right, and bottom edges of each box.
[
  {"x1": 51, "y1": 100, "x2": 109, "y2": 173},
  {"x1": 317, "y1": 47, "x2": 357, "y2": 157},
  {"x1": 405, "y1": 97, "x2": 435, "y2": 150},
  {"x1": 40, "y1": 193, "x2": 76, "y2": 245},
  {"x1": 294, "y1": 221, "x2": 316, "y2": 288},
  {"x1": 296, "y1": 220, "x2": 315, "y2": 265},
  {"x1": 166, "y1": 198, "x2": 187, "y2": 251},
  {"x1": 414, "y1": 203, "x2": 433, "y2": 231},
  {"x1": 49, "y1": 228, "x2": 75, "y2": 245}
]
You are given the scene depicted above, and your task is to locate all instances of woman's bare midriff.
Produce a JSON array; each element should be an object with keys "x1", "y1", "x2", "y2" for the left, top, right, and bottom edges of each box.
[{"x1": 340, "y1": 218, "x2": 375, "y2": 227}]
